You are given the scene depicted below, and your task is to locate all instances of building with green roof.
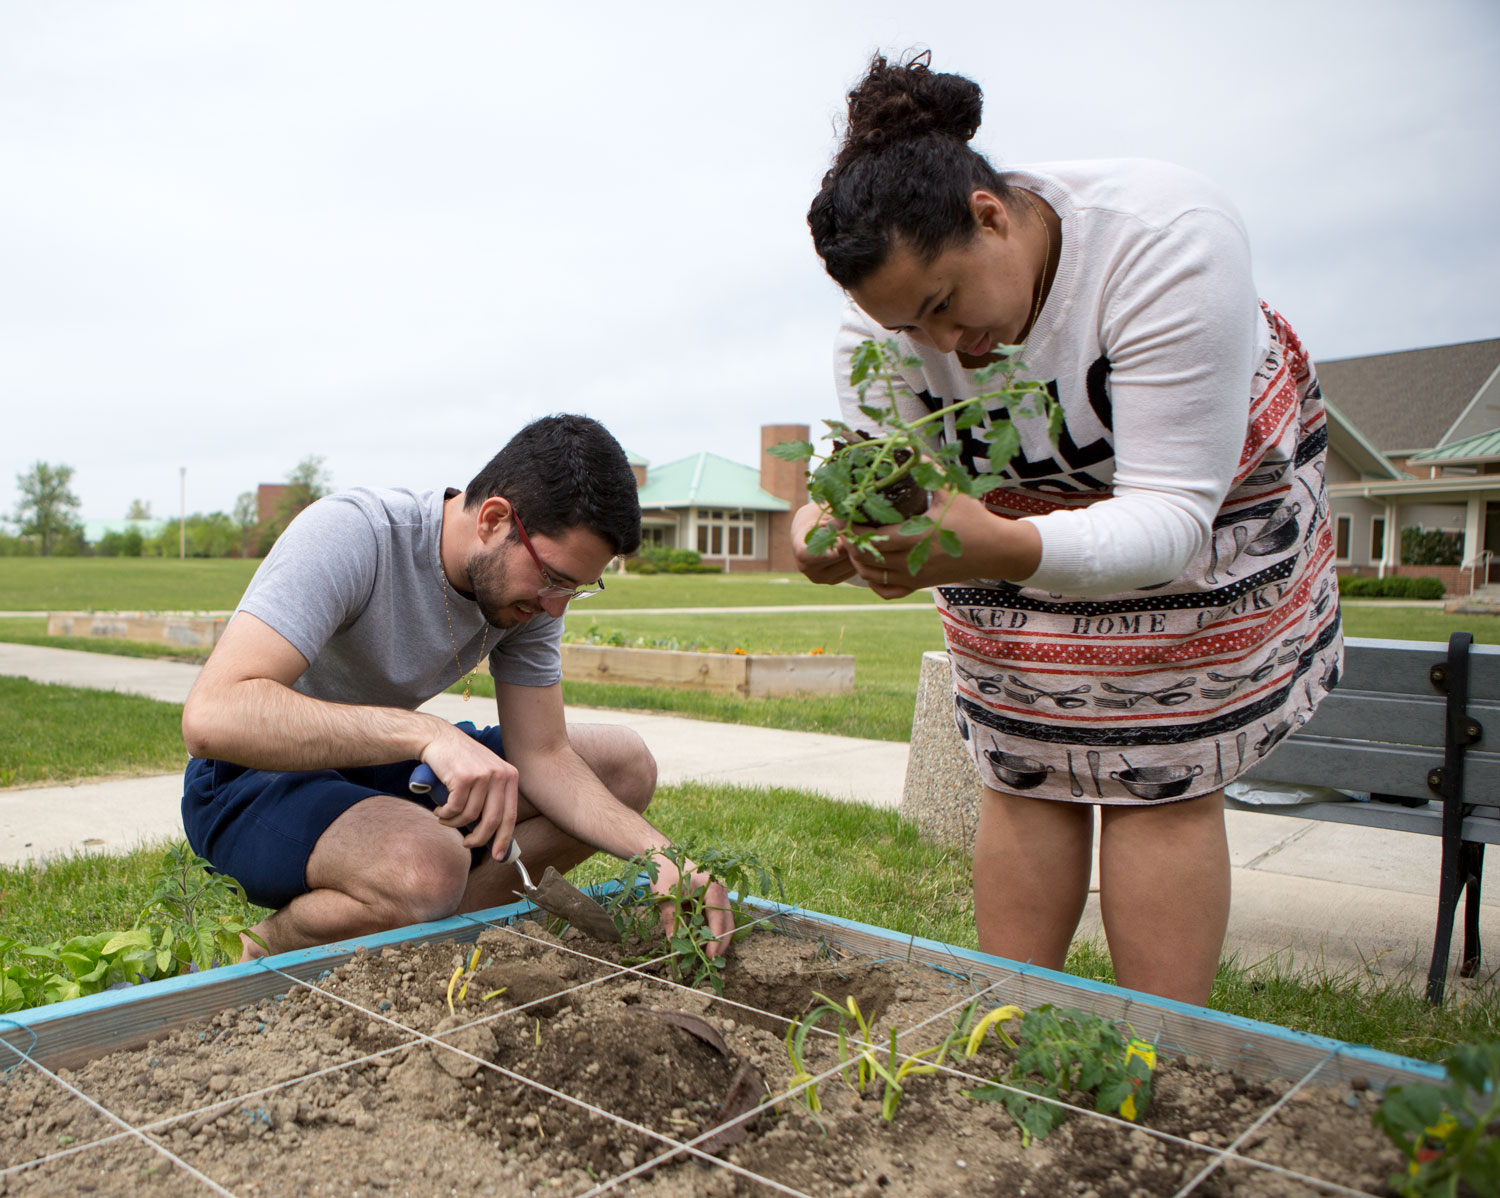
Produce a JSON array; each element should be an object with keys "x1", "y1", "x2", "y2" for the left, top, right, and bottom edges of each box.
[
  {"x1": 1319, "y1": 337, "x2": 1500, "y2": 592},
  {"x1": 630, "y1": 425, "x2": 808, "y2": 572}
]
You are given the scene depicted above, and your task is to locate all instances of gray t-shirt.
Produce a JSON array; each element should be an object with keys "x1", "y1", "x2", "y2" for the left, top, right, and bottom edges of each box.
[{"x1": 236, "y1": 487, "x2": 561, "y2": 709}]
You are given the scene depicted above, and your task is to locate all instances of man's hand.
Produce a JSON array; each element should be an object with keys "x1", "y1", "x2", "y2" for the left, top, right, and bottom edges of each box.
[
  {"x1": 419, "y1": 728, "x2": 521, "y2": 858},
  {"x1": 650, "y1": 852, "x2": 735, "y2": 958},
  {"x1": 791, "y1": 502, "x2": 857, "y2": 585}
]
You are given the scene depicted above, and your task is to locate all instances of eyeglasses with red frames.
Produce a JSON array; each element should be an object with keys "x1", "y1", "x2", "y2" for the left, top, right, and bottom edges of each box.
[{"x1": 511, "y1": 511, "x2": 607, "y2": 602}]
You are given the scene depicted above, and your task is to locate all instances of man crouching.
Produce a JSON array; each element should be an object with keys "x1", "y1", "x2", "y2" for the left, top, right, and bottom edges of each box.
[{"x1": 181, "y1": 414, "x2": 730, "y2": 959}]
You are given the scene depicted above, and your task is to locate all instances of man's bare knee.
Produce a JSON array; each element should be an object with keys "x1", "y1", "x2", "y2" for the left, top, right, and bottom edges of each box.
[
  {"x1": 571, "y1": 724, "x2": 657, "y2": 814},
  {"x1": 381, "y1": 836, "x2": 470, "y2": 925},
  {"x1": 612, "y1": 737, "x2": 657, "y2": 814}
]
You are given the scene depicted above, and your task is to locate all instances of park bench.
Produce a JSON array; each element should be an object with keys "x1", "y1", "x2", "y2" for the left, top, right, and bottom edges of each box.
[{"x1": 1234, "y1": 633, "x2": 1499, "y2": 1003}]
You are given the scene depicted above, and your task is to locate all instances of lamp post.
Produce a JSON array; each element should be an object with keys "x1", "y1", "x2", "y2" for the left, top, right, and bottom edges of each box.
[{"x1": 179, "y1": 467, "x2": 186, "y2": 560}]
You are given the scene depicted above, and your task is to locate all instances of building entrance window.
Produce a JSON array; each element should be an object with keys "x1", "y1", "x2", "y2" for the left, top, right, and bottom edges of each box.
[{"x1": 695, "y1": 510, "x2": 755, "y2": 557}]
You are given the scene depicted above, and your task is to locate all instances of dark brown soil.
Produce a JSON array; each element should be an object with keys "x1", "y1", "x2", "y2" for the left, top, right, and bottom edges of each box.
[
  {"x1": 831, "y1": 434, "x2": 931, "y2": 525},
  {"x1": 0, "y1": 921, "x2": 1410, "y2": 1196}
]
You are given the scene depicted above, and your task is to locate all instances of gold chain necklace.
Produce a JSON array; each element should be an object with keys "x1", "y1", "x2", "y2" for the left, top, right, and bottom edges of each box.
[
  {"x1": 1018, "y1": 190, "x2": 1052, "y2": 344},
  {"x1": 439, "y1": 564, "x2": 490, "y2": 702}
]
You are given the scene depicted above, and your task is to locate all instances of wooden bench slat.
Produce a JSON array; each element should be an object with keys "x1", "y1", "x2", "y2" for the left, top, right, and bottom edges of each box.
[
  {"x1": 1342, "y1": 637, "x2": 1500, "y2": 695},
  {"x1": 1292, "y1": 691, "x2": 1446, "y2": 747},
  {"x1": 1226, "y1": 798, "x2": 1500, "y2": 842},
  {"x1": 1242, "y1": 736, "x2": 1500, "y2": 804}
]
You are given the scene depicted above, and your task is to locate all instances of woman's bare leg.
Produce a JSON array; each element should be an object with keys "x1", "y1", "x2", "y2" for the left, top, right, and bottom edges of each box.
[
  {"x1": 1098, "y1": 791, "x2": 1230, "y2": 1005},
  {"x1": 973, "y1": 787, "x2": 1094, "y2": 969}
]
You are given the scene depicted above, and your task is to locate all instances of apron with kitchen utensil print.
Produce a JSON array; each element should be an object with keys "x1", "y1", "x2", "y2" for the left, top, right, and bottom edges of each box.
[{"x1": 941, "y1": 307, "x2": 1342, "y2": 805}]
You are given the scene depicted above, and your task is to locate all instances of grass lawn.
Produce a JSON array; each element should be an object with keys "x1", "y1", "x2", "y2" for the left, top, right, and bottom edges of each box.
[
  {"x1": 3, "y1": 563, "x2": 1496, "y2": 1055},
  {"x1": 0, "y1": 558, "x2": 928, "y2": 614},
  {"x1": 3, "y1": 790, "x2": 1494, "y2": 1063},
  {"x1": 5, "y1": 602, "x2": 1499, "y2": 750},
  {"x1": 0, "y1": 676, "x2": 190, "y2": 787},
  {"x1": 1339, "y1": 603, "x2": 1500, "y2": 643},
  {"x1": 555, "y1": 609, "x2": 943, "y2": 741},
  {"x1": 0, "y1": 558, "x2": 259, "y2": 612}
]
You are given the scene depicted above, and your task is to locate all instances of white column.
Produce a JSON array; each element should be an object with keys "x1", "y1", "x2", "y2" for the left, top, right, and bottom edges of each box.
[
  {"x1": 1382, "y1": 500, "x2": 1398, "y2": 576},
  {"x1": 1465, "y1": 495, "x2": 1485, "y2": 585}
]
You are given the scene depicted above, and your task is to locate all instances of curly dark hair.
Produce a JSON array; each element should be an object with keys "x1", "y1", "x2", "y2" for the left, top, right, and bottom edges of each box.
[
  {"x1": 464, "y1": 414, "x2": 641, "y2": 557},
  {"x1": 808, "y1": 51, "x2": 1011, "y2": 289}
]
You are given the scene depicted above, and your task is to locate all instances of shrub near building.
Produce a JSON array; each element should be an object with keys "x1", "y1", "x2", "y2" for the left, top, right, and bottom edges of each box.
[
  {"x1": 627, "y1": 547, "x2": 723, "y2": 574},
  {"x1": 1339, "y1": 576, "x2": 1446, "y2": 599}
]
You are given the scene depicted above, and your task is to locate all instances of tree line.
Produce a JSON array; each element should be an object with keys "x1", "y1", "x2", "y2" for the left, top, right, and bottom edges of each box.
[{"x1": 2, "y1": 458, "x2": 332, "y2": 558}]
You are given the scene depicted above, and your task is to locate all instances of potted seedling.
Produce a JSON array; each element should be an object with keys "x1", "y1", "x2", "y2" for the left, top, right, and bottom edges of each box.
[{"x1": 770, "y1": 337, "x2": 1060, "y2": 574}]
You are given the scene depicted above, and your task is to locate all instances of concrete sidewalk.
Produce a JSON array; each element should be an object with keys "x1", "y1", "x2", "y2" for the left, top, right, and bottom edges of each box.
[
  {"x1": 2, "y1": 641, "x2": 1494, "y2": 986},
  {"x1": 0, "y1": 642, "x2": 908, "y2": 860}
]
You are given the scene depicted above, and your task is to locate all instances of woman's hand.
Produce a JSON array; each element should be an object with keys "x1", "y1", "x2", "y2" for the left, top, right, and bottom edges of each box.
[
  {"x1": 843, "y1": 491, "x2": 1043, "y2": 598},
  {"x1": 791, "y1": 502, "x2": 857, "y2": 585}
]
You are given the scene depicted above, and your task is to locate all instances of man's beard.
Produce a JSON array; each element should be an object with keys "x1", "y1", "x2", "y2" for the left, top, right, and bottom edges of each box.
[{"x1": 465, "y1": 547, "x2": 520, "y2": 628}]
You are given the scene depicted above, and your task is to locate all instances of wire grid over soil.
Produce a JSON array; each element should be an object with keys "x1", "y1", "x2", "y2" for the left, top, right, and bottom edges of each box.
[{"x1": 0, "y1": 903, "x2": 1439, "y2": 1198}]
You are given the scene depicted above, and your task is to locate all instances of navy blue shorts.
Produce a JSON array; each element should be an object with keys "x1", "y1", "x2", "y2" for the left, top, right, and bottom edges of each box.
[{"x1": 181, "y1": 722, "x2": 504, "y2": 910}]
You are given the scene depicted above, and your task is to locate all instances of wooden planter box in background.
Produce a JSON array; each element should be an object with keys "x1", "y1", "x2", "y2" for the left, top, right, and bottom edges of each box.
[
  {"x1": 560, "y1": 644, "x2": 854, "y2": 698},
  {"x1": 47, "y1": 611, "x2": 228, "y2": 650}
]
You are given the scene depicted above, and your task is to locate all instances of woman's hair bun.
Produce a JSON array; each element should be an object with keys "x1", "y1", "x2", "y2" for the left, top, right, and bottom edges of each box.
[{"x1": 839, "y1": 50, "x2": 983, "y2": 164}]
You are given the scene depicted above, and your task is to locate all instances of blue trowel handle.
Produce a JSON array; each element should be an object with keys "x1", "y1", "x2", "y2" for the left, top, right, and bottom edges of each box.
[
  {"x1": 409, "y1": 762, "x2": 446, "y2": 803},
  {"x1": 409, "y1": 763, "x2": 522, "y2": 866}
]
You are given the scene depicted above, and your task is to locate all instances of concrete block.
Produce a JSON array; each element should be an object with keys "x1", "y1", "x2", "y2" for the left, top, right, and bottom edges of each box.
[
  {"x1": 47, "y1": 611, "x2": 227, "y2": 650},
  {"x1": 898, "y1": 650, "x2": 983, "y2": 851}
]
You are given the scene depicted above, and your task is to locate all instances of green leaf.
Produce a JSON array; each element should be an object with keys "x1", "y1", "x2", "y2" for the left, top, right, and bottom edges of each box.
[
  {"x1": 859, "y1": 494, "x2": 903, "y2": 527},
  {"x1": 954, "y1": 402, "x2": 986, "y2": 430},
  {"x1": 984, "y1": 422, "x2": 1022, "y2": 469},
  {"x1": 1095, "y1": 1079, "x2": 1131, "y2": 1113},
  {"x1": 1048, "y1": 400, "x2": 1065, "y2": 442},
  {"x1": 897, "y1": 517, "x2": 933, "y2": 536},
  {"x1": 766, "y1": 440, "x2": 813, "y2": 461},
  {"x1": 938, "y1": 529, "x2": 962, "y2": 557},
  {"x1": 101, "y1": 929, "x2": 153, "y2": 956},
  {"x1": 908, "y1": 538, "x2": 933, "y2": 575},
  {"x1": 910, "y1": 461, "x2": 947, "y2": 490}
]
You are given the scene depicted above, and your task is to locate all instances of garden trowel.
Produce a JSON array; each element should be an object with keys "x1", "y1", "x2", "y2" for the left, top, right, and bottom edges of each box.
[{"x1": 408, "y1": 764, "x2": 621, "y2": 942}]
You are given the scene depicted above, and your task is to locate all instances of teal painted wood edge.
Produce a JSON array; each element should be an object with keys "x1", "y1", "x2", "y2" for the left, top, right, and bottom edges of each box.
[
  {"x1": 1, "y1": 882, "x2": 1446, "y2": 1088},
  {"x1": 737, "y1": 896, "x2": 1447, "y2": 1084},
  {"x1": 0, "y1": 895, "x2": 542, "y2": 1035}
]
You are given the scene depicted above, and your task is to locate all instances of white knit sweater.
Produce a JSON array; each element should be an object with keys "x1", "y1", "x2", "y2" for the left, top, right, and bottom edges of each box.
[{"x1": 835, "y1": 158, "x2": 1273, "y2": 596}]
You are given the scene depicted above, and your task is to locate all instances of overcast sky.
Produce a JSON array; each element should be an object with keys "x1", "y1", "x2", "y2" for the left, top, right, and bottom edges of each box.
[{"x1": 4, "y1": 0, "x2": 1498, "y2": 526}]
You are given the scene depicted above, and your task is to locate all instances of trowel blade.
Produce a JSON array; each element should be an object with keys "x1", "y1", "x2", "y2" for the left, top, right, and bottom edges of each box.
[{"x1": 525, "y1": 866, "x2": 621, "y2": 942}]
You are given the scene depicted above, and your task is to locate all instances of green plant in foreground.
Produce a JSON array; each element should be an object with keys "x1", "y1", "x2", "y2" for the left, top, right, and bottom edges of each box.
[
  {"x1": 1372, "y1": 1038, "x2": 1500, "y2": 1197},
  {"x1": 0, "y1": 842, "x2": 261, "y2": 1013},
  {"x1": 964, "y1": 1004, "x2": 1157, "y2": 1145},
  {"x1": 135, "y1": 840, "x2": 263, "y2": 973},
  {"x1": 770, "y1": 337, "x2": 1059, "y2": 572},
  {"x1": 603, "y1": 842, "x2": 782, "y2": 994}
]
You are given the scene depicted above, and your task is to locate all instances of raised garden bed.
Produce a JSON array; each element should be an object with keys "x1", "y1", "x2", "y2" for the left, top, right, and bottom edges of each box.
[
  {"x1": 0, "y1": 897, "x2": 1448, "y2": 1196},
  {"x1": 561, "y1": 644, "x2": 854, "y2": 698},
  {"x1": 46, "y1": 612, "x2": 228, "y2": 650}
]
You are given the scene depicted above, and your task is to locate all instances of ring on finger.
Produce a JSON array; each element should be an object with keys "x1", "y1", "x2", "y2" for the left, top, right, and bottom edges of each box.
[{"x1": 882, "y1": 569, "x2": 890, "y2": 586}]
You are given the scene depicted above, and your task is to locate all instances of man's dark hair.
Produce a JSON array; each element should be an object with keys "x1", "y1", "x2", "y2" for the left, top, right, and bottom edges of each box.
[{"x1": 465, "y1": 414, "x2": 642, "y2": 556}]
